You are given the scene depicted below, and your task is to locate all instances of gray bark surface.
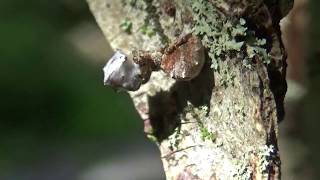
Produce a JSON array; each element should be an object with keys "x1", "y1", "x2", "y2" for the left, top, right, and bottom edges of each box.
[{"x1": 87, "y1": 0, "x2": 292, "y2": 179}]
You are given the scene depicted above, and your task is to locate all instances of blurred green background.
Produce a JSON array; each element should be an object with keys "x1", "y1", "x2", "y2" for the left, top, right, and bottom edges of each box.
[
  {"x1": 0, "y1": 1, "x2": 164, "y2": 179},
  {"x1": 0, "y1": 0, "x2": 140, "y2": 139}
]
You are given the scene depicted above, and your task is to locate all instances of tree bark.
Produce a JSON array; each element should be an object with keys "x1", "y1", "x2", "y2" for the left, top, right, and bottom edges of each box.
[{"x1": 87, "y1": 0, "x2": 292, "y2": 179}]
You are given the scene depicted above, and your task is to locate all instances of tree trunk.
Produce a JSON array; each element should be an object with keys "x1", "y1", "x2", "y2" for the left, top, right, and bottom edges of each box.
[{"x1": 87, "y1": 0, "x2": 292, "y2": 179}]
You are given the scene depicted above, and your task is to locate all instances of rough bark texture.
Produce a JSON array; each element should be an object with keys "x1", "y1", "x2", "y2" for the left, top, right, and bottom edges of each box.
[{"x1": 87, "y1": 0, "x2": 292, "y2": 179}]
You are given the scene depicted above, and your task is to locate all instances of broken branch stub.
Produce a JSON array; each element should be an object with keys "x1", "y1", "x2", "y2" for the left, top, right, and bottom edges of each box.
[{"x1": 103, "y1": 34, "x2": 205, "y2": 91}]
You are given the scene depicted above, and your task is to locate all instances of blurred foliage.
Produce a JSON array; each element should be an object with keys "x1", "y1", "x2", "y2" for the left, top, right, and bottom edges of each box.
[
  {"x1": 304, "y1": 0, "x2": 320, "y2": 177},
  {"x1": 0, "y1": 0, "x2": 141, "y2": 172}
]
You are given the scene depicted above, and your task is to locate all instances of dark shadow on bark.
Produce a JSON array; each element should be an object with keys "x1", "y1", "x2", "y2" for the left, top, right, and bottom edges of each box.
[
  {"x1": 147, "y1": 61, "x2": 215, "y2": 142},
  {"x1": 243, "y1": 5, "x2": 287, "y2": 122},
  {"x1": 267, "y1": 67, "x2": 287, "y2": 121}
]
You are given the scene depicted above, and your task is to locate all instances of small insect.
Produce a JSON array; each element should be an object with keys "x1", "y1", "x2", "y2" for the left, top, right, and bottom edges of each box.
[{"x1": 103, "y1": 34, "x2": 205, "y2": 91}]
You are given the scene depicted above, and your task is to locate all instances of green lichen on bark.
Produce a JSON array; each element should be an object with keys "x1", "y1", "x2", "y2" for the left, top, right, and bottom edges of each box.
[
  {"x1": 185, "y1": 103, "x2": 217, "y2": 142},
  {"x1": 122, "y1": 0, "x2": 169, "y2": 43},
  {"x1": 119, "y1": 17, "x2": 133, "y2": 34},
  {"x1": 142, "y1": 0, "x2": 170, "y2": 43},
  {"x1": 190, "y1": 0, "x2": 272, "y2": 70}
]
